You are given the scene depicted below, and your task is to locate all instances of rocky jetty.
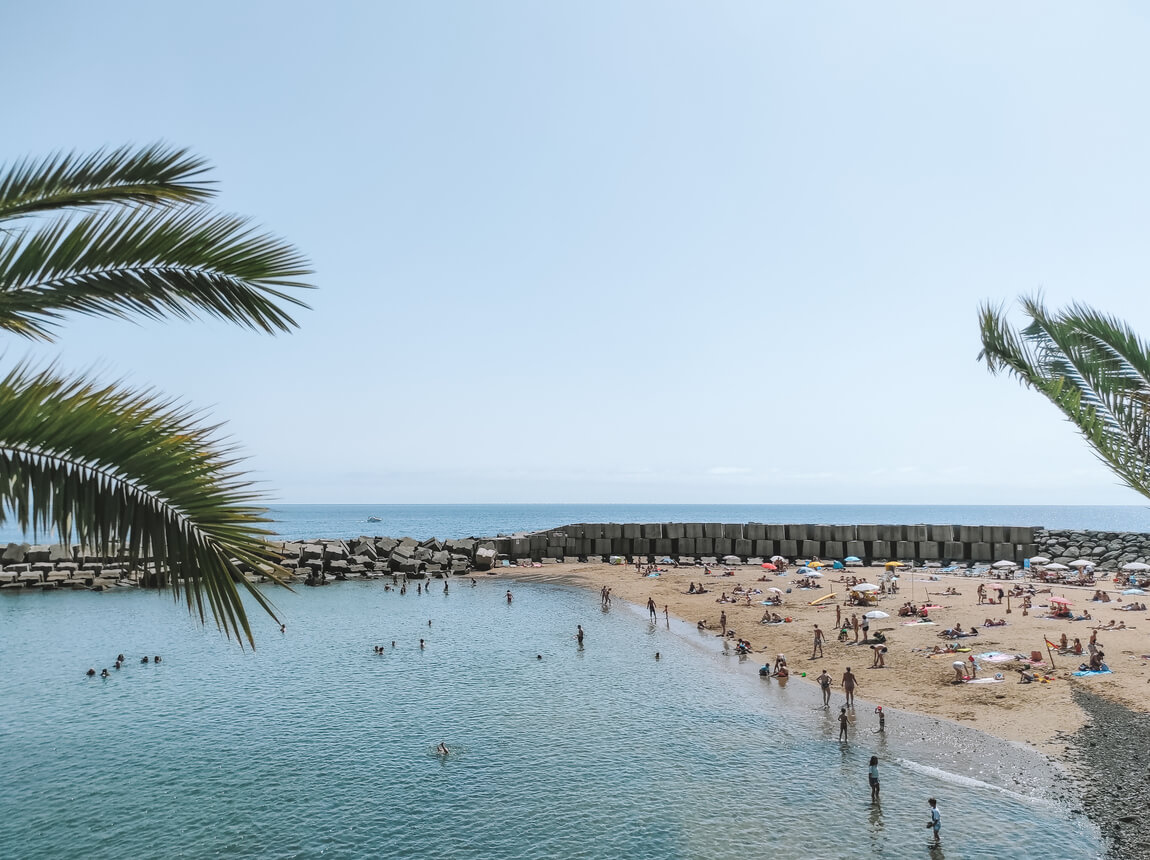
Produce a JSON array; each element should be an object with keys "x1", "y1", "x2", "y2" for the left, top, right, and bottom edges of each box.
[{"x1": 3, "y1": 522, "x2": 1149, "y2": 593}]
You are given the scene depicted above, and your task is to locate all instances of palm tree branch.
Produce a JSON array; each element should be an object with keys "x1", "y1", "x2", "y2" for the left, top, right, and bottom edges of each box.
[
  {"x1": 0, "y1": 364, "x2": 289, "y2": 645},
  {"x1": 0, "y1": 143, "x2": 213, "y2": 221},
  {"x1": 0, "y1": 207, "x2": 312, "y2": 340}
]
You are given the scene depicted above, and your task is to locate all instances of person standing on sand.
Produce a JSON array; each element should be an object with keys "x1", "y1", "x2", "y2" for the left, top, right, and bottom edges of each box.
[
  {"x1": 851, "y1": 614, "x2": 860, "y2": 643},
  {"x1": 720, "y1": 610, "x2": 727, "y2": 635},
  {"x1": 817, "y1": 669, "x2": 833, "y2": 708},
  {"x1": 842, "y1": 667, "x2": 859, "y2": 707},
  {"x1": 977, "y1": 583, "x2": 986, "y2": 604},
  {"x1": 647, "y1": 597, "x2": 657, "y2": 620},
  {"x1": 835, "y1": 604, "x2": 842, "y2": 629},
  {"x1": 811, "y1": 624, "x2": 825, "y2": 658},
  {"x1": 838, "y1": 706, "x2": 849, "y2": 741}
]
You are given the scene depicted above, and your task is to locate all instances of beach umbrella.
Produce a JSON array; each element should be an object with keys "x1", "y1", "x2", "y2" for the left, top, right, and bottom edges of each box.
[
  {"x1": 762, "y1": 562, "x2": 777, "y2": 571},
  {"x1": 770, "y1": 555, "x2": 787, "y2": 563},
  {"x1": 992, "y1": 560, "x2": 1018, "y2": 569},
  {"x1": 1029, "y1": 556, "x2": 1051, "y2": 565},
  {"x1": 768, "y1": 587, "x2": 783, "y2": 594},
  {"x1": 845, "y1": 556, "x2": 861, "y2": 562},
  {"x1": 808, "y1": 561, "x2": 825, "y2": 568},
  {"x1": 1043, "y1": 562, "x2": 1069, "y2": 571},
  {"x1": 722, "y1": 555, "x2": 741, "y2": 564},
  {"x1": 1048, "y1": 596, "x2": 1073, "y2": 605},
  {"x1": 863, "y1": 610, "x2": 889, "y2": 619},
  {"x1": 1069, "y1": 559, "x2": 1094, "y2": 568},
  {"x1": 884, "y1": 561, "x2": 904, "y2": 569},
  {"x1": 852, "y1": 583, "x2": 880, "y2": 592},
  {"x1": 796, "y1": 566, "x2": 813, "y2": 574},
  {"x1": 806, "y1": 571, "x2": 824, "y2": 578},
  {"x1": 1122, "y1": 562, "x2": 1150, "y2": 572},
  {"x1": 1123, "y1": 588, "x2": 1146, "y2": 595}
]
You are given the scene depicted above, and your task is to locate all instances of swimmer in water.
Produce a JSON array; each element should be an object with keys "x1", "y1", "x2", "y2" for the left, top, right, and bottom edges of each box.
[
  {"x1": 655, "y1": 652, "x2": 661, "y2": 660},
  {"x1": 437, "y1": 742, "x2": 449, "y2": 756},
  {"x1": 86, "y1": 668, "x2": 96, "y2": 677},
  {"x1": 100, "y1": 668, "x2": 109, "y2": 678}
]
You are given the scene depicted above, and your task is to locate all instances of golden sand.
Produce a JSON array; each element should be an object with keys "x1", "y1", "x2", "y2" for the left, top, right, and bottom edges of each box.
[{"x1": 499, "y1": 561, "x2": 1150, "y2": 758}]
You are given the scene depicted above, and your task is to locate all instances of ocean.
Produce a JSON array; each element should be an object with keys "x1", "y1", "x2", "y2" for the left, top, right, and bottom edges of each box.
[
  {"x1": 1, "y1": 577, "x2": 1101, "y2": 858},
  {"x1": 261, "y1": 503, "x2": 1150, "y2": 543},
  {"x1": 1, "y1": 503, "x2": 1146, "y2": 546}
]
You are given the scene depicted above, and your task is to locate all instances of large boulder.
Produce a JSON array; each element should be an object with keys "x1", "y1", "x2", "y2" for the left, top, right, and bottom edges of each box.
[
  {"x1": 2, "y1": 543, "x2": 29, "y2": 564},
  {"x1": 474, "y1": 545, "x2": 497, "y2": 571}
]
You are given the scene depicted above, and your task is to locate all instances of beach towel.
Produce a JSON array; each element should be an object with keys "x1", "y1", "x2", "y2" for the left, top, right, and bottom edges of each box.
[
  {"x1": 900, "y1": 621, "x2": 936, "y2": 626},
  {"x1": 1071, "y1": 668, "x2": 1112, "y2": 677},
  {"x1": 966, "y1": 678, "x2": 1004, "y2": 684},
  {"x1": 976, "y1": 652, "x2": 1016, "y2": 663}
]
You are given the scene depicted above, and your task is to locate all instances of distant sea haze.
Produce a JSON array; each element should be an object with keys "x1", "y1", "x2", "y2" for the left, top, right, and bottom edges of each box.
[{"x1": 2, "y1": 504, "x2": 1145, "y2": 545}]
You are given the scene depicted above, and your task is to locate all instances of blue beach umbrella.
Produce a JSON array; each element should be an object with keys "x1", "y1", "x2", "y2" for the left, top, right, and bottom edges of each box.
[{"x1": 845, "y1": 556, "x2": 861, "y2": 562}]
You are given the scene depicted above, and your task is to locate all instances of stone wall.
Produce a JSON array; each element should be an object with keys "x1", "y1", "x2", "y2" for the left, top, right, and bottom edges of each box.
[{"x1": 3, "y1": 523, "x2": 1148, "y2": 592}]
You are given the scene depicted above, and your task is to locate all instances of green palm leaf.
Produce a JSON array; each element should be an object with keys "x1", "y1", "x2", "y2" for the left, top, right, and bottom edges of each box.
[
  {"x1": 0, "y1": 142, "x2": 315, "y2": 644},
  {"x1": 978, "y1": 296, "x2": 1150, "y2": 499},
  {"x1": 0, "y1": 143, "x2": 213, "y2": 220},
  {"x1": 0, "y1": 206, "x2": 311, "y2": 340},
  {"x1": 0, "y1": 363, "x2": 286, "y2": 646}
]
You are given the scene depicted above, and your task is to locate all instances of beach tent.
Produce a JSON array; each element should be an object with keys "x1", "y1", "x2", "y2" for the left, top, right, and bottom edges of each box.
[
  {"x1": 768, "y1": 587, "x2": 783, "y2": 594},
  {"x1": 770, "y1": 555, "x2": 787, "y2": 563},
  {"x1": 832, "y1": 561, "x2": 844, "y2": 570},
  {"x1": 863, "y1": 610, "x2": 889, "y2": 619},
  {"x1": 1121, "y1": 562, "x2": 1150, "y2": 572},
  {"x1": 845, "y1": 556, "x2": 861, "y2": 562},
  {"x1": 806, "y1": 571, "x2": 824, "y2": 578}
]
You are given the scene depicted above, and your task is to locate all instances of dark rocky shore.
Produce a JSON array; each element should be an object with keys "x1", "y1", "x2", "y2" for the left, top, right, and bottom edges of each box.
[{"x1": 1065, "y1": 689, "x2": 1150, "y2": 857}]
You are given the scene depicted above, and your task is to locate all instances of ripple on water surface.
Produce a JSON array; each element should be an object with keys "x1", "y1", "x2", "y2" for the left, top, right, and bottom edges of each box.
[{"x1": 0, "y1": 582, "x2": 1101, "y2": 859}]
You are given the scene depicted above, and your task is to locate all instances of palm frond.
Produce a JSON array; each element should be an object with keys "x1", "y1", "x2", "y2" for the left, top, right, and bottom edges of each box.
[
  {"x1": 978, "y1": 296, "x2": 1150, "y2": 499},
  {"x1": 0, "y1": 362, "x2": 288, "y2": 646},
  {"x1": 0, "y1": 206, "x2": 312, "y2": 340},
  {"x1": 0, "y1": 143, "x2": 213, "y2": 221}
]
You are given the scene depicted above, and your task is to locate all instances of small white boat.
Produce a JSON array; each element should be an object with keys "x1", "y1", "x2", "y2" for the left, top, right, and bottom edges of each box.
[{"x1": 367, "y1": 516, "x2": 381, "y2": 523}]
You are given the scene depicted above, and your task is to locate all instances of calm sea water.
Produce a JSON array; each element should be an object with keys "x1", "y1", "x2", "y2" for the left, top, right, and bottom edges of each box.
[
  {"x1": 1, "y1": 580, "x2": 1101, "y2": 859},
  {"x1": 2, "y1": 504, "x2": 1146, "y2": 546},
  {"x1": 259, "y1": 503, "x2": 1150, "y2": 542}
]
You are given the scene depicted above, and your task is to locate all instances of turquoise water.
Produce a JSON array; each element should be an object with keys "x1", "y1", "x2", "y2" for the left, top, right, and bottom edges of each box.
[
  {"x1": 1, "y1": 503, "x2": 1148, "y2": 545},
  {"x1": 1, "y1": 580, "x2": 1101, "y2": 859}
]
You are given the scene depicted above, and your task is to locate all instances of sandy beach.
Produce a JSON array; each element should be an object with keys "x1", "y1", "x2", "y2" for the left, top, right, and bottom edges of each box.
[{"x1": 499, "y1": 560, "x2": 1150, "y2": 758}]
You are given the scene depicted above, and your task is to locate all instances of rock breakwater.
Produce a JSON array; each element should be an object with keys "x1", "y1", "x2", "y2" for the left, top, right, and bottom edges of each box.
[{"x1": 3, "y1": 521, "x2": 1149, "y2": 592}]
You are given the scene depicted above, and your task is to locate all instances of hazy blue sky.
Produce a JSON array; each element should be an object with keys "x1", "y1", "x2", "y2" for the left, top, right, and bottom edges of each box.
[{"x1": 5, "y1": 2, "x2": 1150, "y2": 504}]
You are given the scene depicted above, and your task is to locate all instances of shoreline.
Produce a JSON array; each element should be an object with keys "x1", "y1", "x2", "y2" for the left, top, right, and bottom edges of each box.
[{"x1": 497, "y1": 560, "x2": 1149, "y2": 856}]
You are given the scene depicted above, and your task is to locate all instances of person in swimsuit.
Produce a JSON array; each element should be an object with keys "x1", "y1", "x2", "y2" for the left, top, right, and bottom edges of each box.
[
  {"x1": 842, "y1": 667, "x2": 859, "y2": 707},
  {"x1": 576, "y1": 625, "x2": 584, "y2": 646},
  {"x1": 868, "y1": 756, "x2": 880, "y2": 801},
  {"x1": 927, "y1": 797, "x2": 941, "y2": 843},
  {"x1": 817, "y1": 669, "x2": 832, "y2": 708},
  {"x1": 811, "y1": 625, "x2": 825, "y2": 658},
  {"x1": 506, "y1": 590, "x2": 513, "y2": 604},
  {"x1": 647, "y1": 597, "x2": 657, "y2": 620},
  {"x1": 437, "y1": 742, "x2": 449, "y2": 756},
  {"x1": 838, "y1": 706, "x2": 849, "y2": 741}
]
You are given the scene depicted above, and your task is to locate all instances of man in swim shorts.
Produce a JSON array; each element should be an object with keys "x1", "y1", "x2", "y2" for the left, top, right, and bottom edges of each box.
[
  {"x1": 811, "y1": 624, "x2": 825, "y2": 659},
  {"x1": 927, "y1": 797, "x2": 941, "y2": 843}
]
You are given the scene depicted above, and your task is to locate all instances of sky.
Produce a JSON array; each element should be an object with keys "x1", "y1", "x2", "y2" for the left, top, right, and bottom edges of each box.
[{"x1": 5, "y1": 2, "x2": 1150, "y2": 505}]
